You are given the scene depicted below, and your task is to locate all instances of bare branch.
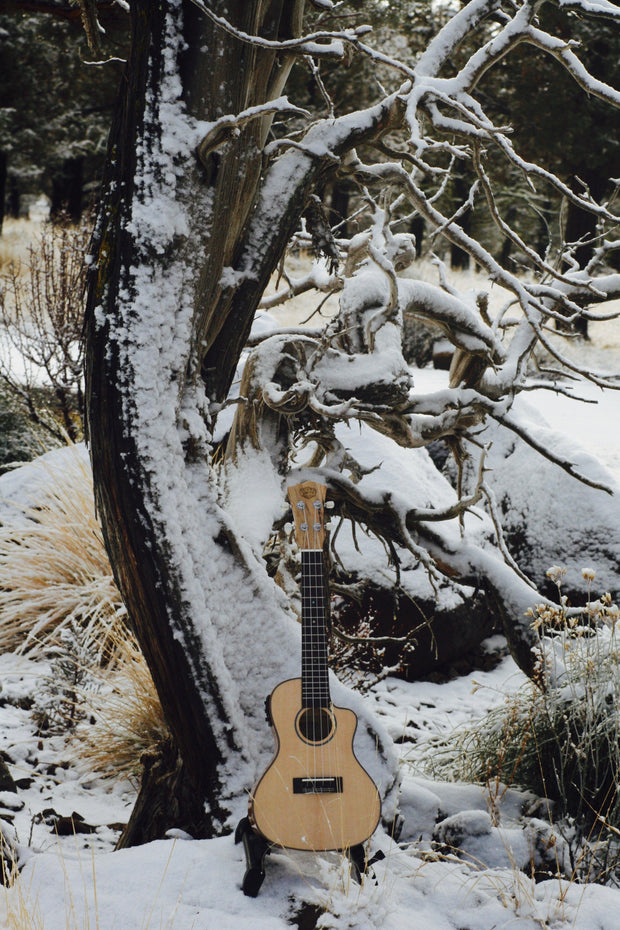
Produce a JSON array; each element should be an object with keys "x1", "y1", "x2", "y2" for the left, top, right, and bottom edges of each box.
[
  {"x1": 527, "y1": 25, "x2": 620, "y2": 108},
  {"x1": 185, "y1": 0, "x2": 370, "y2": 60}
]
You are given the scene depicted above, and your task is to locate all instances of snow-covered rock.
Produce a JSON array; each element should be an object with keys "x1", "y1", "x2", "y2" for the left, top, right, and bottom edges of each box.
[{"x1": 458, "y1": 395, "x2": 620, "y2": 603}]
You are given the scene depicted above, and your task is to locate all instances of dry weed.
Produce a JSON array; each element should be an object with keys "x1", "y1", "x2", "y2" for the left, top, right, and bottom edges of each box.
[{"x1": 0, "y1": 444, "x2": 169, "y2": 780}]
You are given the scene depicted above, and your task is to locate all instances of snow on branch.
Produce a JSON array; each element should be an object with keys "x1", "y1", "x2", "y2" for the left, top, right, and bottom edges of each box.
[
  {"x1": 398, "y1": 279, "x2": 505, "y2": 360},
  {"x1": 448, "y1": 1, "x2": 538, "y2": 90},
  {"x1": 259, "y1": 263, "x2": 341, "y2": 311},
  {"x1": 487, "y1": 406, "x2": 616, "y2": 494},
  {"x1": 347, "y1": 152, "x2": 619, "y2": 397},
  {"x1": 557, "y1": 0, "x2": 620, "y2": 19},
  {"x1": 414, "y1": 0, "x2": 504, "y2": 79},
  {"x1": 527, "y1": 25, "x2": 620, "y2": 108},
  {"x1": 197, "y1": 97, "x2": 311, "y2": 166}
]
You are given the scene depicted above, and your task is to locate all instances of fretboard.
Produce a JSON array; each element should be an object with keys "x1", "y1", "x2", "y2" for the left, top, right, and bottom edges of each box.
[{"x1": 301, "y1": 549, "x2": 331, "y2": 708}]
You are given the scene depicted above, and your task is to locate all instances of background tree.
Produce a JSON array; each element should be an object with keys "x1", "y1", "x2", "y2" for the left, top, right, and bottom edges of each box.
[
  {"x1": 0, "y1": 4, "x2": 127, "y2": 227},
  {"x1": 482, "y1": 6, "x2": 620, "y2": 315}
]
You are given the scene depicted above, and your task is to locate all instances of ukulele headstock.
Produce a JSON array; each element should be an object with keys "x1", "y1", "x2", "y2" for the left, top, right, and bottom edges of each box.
[{"x1": 287, "y1": 481, "x2": 327, "y2": 551}]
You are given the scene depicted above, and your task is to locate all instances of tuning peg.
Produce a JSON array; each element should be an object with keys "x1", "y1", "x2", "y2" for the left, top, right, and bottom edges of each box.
[
  {"x1": 284, "y1": 522, "x2": 293, "y2": 534},
  {"x1": 325, "y1": 501, "x2": 335, "y2": 510}
]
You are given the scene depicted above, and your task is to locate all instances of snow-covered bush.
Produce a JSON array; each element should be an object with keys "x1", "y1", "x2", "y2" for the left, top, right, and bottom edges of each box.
[
  {"x1": 431, "y1": 570, "x2": 620, "y2": 880},
  {"x1": 31, "y1": 618, "x2": 100, "y2": 735}
]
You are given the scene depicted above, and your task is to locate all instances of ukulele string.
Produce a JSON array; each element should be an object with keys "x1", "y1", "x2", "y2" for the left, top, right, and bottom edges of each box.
[
  {"x1": 301, "y1": 493, "x2": 337, "y2": 844},
  {"x1": 300, "y1": 504, "x2": 318, "y2": 793},
  {"x1": 311, "y1": 520, "x2": 330, "y2": 834}
]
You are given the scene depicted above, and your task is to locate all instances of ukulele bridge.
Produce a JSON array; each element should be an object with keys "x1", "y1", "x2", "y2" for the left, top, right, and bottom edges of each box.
[{"x1": 293, "y1": 776, "x2": 343, "y2": 794}]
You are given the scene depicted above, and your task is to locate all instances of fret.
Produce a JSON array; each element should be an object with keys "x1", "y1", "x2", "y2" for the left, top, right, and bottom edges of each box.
[{"x1": 300, "y1": 549, "x2": 331, "y2": 709}]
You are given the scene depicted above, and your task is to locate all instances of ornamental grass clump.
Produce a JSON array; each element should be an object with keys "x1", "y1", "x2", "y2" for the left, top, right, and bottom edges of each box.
[
  {"x1": 445, "y1": 568, "x2": 620, "y2": 831},
  {"x1": 0, "y1": 445, "x2": 127, "y2": 661},
  {"x1": 0, "y1": 445, "x2": 170, "y2": 778},
  {"x1": 77, "y1": 629, "x2": 170, "y2": 782}
]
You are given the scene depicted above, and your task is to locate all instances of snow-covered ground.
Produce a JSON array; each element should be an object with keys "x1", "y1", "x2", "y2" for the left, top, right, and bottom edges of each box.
[
  {"x1": 0, "y1": 442, "x2": 619, "y2": 928},
  {"x1": 0, "y1": 641, "x2": 618, "y2": 930},
  {"x1": 1, "y1": 251, "x2": 620, "y2": 928}
]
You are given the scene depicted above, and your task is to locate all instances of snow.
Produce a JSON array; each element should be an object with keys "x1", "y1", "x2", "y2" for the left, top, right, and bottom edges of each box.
[
  {"x1": 2, "y1": 212, "x2": 620, "y2": 924},
  {"x1": 1, "y1": 416, "x2": 620, "y2": 928},
  {"x1": 2, "y1": 260, "x2": 620, "y2": 928},
  {"x1": 3, "y1": 644, "x2": 620, "y2": 930}
]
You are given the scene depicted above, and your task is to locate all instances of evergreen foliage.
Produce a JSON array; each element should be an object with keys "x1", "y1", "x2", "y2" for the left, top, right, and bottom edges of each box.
[{"x1": 0, "y1": 9, "x2": 127, "y2": 221}]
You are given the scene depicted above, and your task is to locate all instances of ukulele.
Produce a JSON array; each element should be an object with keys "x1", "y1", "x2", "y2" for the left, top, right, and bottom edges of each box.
[{"x1": 249, "y1": 480, "x2": 381, "y2": 852}]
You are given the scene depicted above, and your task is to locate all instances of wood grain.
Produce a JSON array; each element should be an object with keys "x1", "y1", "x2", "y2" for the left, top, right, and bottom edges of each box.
[{"x1": 249, "y1": 678, "x2": 381, "y2": 851}]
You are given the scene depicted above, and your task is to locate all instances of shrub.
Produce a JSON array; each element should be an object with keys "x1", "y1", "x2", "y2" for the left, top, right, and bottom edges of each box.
[
  {"x1": 452, "y1": 574, "x2": 620, "y2": 826},
  {"x1": 77, "y1": 631, "x2": 170, "y2": 782},
  {"x1": 421, "y1": 569, "x2": 620, "y2": 881},
  {"x1": 0, "y1": 445, "x2": 170, "y2": 779},
  {"x1": 0, "y1": 214, "x2": 90, "y2": 443}
]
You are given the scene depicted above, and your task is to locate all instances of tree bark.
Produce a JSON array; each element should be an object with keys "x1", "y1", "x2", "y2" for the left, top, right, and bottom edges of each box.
[
  {"x1": 116, "y1": 738, "x2": 212, "y2": 849},
  {"x1": 85, "y1": 0, "x2": 235, "y2": 830},
  {"x1": 0, "y1": 153, "x2": 6, "y2": 235}
]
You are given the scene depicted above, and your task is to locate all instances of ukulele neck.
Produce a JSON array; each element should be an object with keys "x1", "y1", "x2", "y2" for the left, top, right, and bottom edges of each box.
[{"x1": 300, "y1": 548, "x2": 331, "y2": 709}]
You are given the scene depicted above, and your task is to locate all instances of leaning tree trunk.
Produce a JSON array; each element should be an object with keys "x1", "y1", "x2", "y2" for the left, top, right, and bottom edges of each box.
[{"x1": 84, "y1": 0, "x2": 400, "y2": 839}]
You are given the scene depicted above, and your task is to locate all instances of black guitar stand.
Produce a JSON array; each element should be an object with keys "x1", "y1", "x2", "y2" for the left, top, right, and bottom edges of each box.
[
  {"x1": 235, "y1": 817, "x2": 272, "y2": 897},
  {"x1": 235, "y1": 816, "x2": 381, "y2": 897}
]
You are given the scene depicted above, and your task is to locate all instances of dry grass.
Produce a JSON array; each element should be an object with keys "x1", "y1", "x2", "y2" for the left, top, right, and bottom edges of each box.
[
  {"x1": 0, "y1": 443, "x2": 169, "y2": 780},
  {"x1": 78, "y1": 630, "x2": 169, "y2": 782},
  {"x1": 0, "y1": 219, "x2": 37, "y2": 275},
  {"x1": 0, "y1": 444, "x2": 126, "y2": 660}
]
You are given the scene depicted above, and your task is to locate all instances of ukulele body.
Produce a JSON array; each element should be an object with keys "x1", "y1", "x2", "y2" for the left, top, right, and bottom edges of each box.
[{"x1": 249, "y1": 677, "x2": 381, "y2": 851}]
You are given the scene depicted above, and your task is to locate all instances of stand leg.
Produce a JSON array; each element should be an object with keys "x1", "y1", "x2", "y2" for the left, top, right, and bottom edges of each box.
[
  {"x1": 235, "y1": 817, "x2": 271, "y2": 897},
  {"x1": 348, "y1": 843, "x2": 366, "y2": 884},
  {"x1": 348, "y1": 845, "x2": 385, "y2": 884}
]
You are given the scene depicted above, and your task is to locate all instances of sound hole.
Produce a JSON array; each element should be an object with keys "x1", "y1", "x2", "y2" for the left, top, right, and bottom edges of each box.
[{"x1": 297, "y1": 707, "x2": 334, "y2": 744}]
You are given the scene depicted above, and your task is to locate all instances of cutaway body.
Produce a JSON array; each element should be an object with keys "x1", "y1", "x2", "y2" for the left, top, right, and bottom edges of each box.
[{"x1": 249, "y1": 678, "x2": 381, "y2": 851}]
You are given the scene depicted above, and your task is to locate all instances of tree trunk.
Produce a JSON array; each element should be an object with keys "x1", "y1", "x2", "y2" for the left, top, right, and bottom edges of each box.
[
  {"x1": 50, "y1": 157, "x2": 83, "y2": 222},
  {"x1": 85, "y1": 0, "x2": 400, "y2": 841},
  {"x1": 84, "y1": 0, "x2": 249, "y2": 833},
  {"x1": 116, "y1": 738, "x2": 212, "y2": 849},
  {"x1": 0, "y1": 152, "x2": 6, "y2": 234}
]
